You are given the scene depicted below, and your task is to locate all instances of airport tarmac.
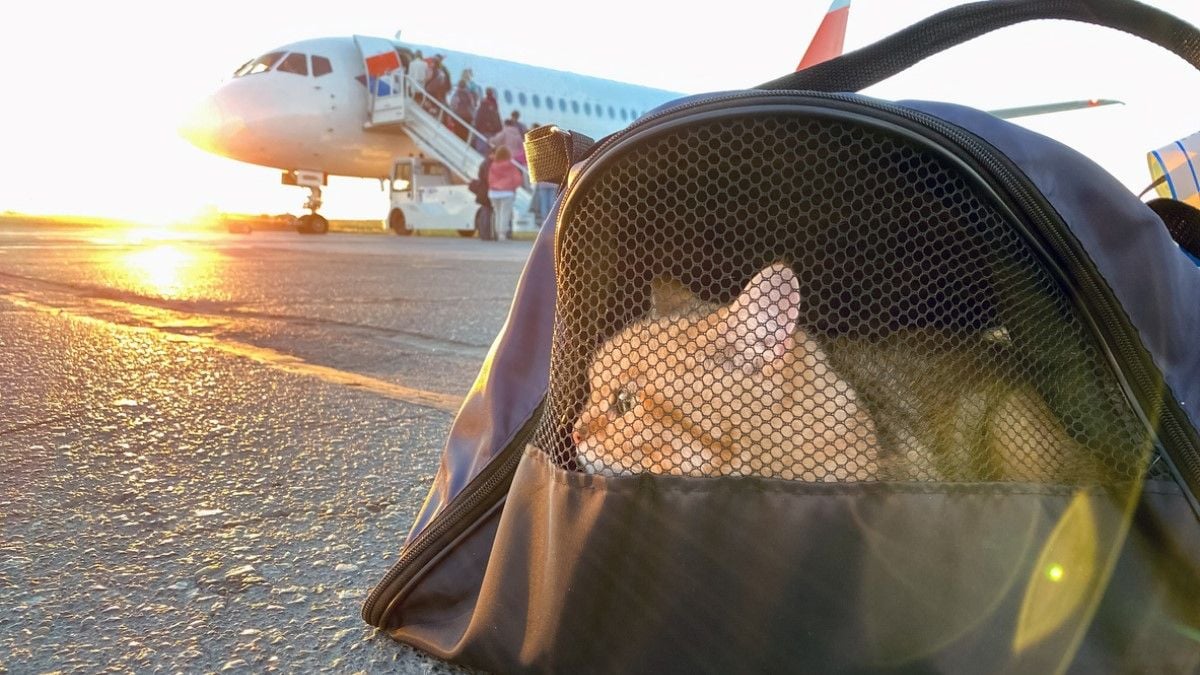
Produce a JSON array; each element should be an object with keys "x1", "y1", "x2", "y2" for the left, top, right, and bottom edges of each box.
[{"x1": 0, "y1": 223, "x2": 530, "y2": 672}]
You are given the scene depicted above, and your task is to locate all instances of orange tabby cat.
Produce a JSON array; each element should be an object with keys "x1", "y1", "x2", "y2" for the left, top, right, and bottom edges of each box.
[{"x1": 571, "y1": 263, "x2": 880, "y2": 480}]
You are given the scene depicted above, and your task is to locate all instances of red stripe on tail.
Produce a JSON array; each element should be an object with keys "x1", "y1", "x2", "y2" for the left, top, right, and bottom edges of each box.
[{"x1": 796, "y1": 3, "x2": 850, "y2": 71}]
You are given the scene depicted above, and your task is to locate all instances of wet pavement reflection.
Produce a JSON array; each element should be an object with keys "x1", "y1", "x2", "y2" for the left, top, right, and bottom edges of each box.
[{"x1": 0, "y1": 222, "x2": 528, "y2": 672}]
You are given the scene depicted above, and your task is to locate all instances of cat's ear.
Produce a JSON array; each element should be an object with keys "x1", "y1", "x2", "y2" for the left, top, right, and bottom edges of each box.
[
  {"x1": 729, "y1": 263, "x2": 800, "y2": 363},
  {"x1": 650, "y1": 277, "x2": 697, "y2": 318}
]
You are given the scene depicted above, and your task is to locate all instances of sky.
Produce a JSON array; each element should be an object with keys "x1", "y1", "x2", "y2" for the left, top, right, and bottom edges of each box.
[{"x1": 0, "y1": 0, "x2": 1198, "y2": 223}]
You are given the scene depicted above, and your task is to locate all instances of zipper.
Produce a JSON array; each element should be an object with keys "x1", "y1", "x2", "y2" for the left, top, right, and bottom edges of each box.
[
  {"x1": 563, "y1": 90, "x2": 1200, "y2": 501},
  {"x1": 361, "y1": 400, "x2": 544, "y2": 628}
]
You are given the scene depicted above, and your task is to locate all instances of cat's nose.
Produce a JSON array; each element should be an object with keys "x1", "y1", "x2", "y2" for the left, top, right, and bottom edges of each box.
[{"x1": 571, "y1": 428, "x2": 585, "y2": 445}]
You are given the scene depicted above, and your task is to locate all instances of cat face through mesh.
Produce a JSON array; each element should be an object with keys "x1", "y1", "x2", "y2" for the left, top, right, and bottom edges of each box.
[{"x1": 572, "y1": 263, "x2": 880, "y2": 479}]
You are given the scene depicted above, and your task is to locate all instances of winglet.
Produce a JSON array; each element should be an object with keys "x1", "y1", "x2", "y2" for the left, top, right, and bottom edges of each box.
[{"x1": 796, "y1": 0, "x2": 851, "y2": 71}]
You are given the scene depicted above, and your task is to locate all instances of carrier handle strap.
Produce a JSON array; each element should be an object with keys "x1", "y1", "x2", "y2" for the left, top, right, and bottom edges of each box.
[
  {"x1": 759, "y1": 0, "x2": 1200, "y2": 92},
  {"x1": 525, "y1": 125, "x2": 596, "y2": 187}
]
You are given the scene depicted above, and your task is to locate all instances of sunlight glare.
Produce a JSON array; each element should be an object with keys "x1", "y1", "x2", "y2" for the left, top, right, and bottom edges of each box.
[{"x1": 116, "y1": 243, "x2": 217, "y2": 299}]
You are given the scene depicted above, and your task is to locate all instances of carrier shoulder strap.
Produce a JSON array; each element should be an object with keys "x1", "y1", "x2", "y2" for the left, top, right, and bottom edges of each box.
[{"x1": 759, "y1": 0, "x2": 1200, "y2": 92}]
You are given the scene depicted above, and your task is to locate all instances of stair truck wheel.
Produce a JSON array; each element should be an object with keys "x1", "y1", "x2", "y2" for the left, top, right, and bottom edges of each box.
[{"x1": 389, "y1": 209, "x2": 411, "y2": 236}]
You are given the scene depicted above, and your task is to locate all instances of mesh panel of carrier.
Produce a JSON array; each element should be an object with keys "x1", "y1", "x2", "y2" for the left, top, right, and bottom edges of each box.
[{"x1": 533, "y1": 113, "x2": 1156, "y2": 483}]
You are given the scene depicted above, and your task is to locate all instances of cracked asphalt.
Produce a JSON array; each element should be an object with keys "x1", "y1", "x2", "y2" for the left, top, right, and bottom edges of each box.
[{"x1": 0, "y1": 222, "x2": 532, "y2": 673}]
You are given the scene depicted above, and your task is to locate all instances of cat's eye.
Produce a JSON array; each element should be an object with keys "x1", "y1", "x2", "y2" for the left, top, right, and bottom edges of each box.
[{"x1": 613, "y1": 389, "x2": 635, "y2": 415}]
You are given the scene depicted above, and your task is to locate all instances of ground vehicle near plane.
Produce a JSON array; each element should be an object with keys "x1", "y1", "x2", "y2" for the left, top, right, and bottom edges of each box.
[
  {"x1": 386, "y1": 157, "x2": 481, "y2": 237},
  {"x1": 218, "y1": 212, "x2": 299, "y2": 234}
]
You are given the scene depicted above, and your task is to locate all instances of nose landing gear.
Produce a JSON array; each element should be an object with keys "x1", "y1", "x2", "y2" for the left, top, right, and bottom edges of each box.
[
  {"x1": 296, "y1": 186, "x2": 329, "y2": 234},
  {"x1": 283, "y1": 170, "x2": 330, "y2": 235}
]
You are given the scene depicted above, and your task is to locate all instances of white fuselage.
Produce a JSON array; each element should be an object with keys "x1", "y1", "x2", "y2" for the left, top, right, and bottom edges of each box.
[{"x1": 182, "y1": 37, "x2": 683, "y2": 179}]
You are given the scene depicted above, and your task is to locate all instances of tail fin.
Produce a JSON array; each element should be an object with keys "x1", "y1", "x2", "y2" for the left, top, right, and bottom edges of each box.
[{"x1": 796, "y1": 0, "x2": 850, "y2": 71}]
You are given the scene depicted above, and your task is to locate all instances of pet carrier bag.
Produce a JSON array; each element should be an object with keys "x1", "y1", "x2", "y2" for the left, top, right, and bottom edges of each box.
[{"x1": 363, "y1": 0, "x2": 1200, "y2": 671}]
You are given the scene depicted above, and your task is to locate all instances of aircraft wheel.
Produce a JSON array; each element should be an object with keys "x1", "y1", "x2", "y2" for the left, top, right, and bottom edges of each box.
[
  {"x1": 296, "y1": 214, "x2": 314, "y2": 234},
  {"x1": 308, "y1": 214, "x2": 329, "y2": 235},
  {"x1": 389, "y1": 209, "x2": 411, "y2": 236},
  {"x1": 457, "y1": 229, "x2": 476, "y2": 238}
]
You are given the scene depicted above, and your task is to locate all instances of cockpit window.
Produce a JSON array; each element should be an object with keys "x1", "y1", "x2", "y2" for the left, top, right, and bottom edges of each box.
[
  {"x1": 312, "y1": 56, "x2": 332, "y2": 77},
  {"x1": 277, "y1": 52, "x2": 308, "y2": 76},
  {"x1": 234, "y1": 51, "x2": 285, "y2": 77}
]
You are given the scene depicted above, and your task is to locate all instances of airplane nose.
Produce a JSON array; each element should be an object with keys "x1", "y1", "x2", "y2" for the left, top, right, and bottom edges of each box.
[{"x1": 178, "y1": 96, "x2": 228, "y2": 152}]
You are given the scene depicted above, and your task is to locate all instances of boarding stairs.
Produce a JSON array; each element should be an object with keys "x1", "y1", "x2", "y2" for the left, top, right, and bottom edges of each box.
[{"x1": 356, "y1": 49, "x2": 535, "y2": 229}]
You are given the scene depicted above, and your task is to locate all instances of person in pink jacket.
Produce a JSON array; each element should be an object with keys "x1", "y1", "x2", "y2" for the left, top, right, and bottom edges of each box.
[
  {"x1": 489, "y1": 119, "x2": 527, "y2": 166},
  {"x1": 486, "y1": 146, "x2": 524, "y2": 240}
]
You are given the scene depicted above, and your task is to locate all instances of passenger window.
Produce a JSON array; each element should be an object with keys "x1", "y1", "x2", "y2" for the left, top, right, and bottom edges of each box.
[
  {"x1": 504, "y1": 90, "x2": 513, "y2": 104},
  {"x1": 559, "y1": 98, "x2": 567, "y2": 112},
  {"x1": 312, "y1": 55, "x2": 333, "y2": 77},
  {"x1": 584, "y1": 102, "x2": 592, "y2": 116},
  {"x1": 571, "y1": 100, "x2": 580, "y2": 114},
  {"x1": 277, "y1": 52, "x2": 308, "y2": 76},
  {"x1": 532, "y1": 94, "x2": 541, "y2": 108},
  {"x1": 608, "y1": 105, "x2": 615, "y2": 118},
  {"x1": 518, "y1": 92, "x2": 527, "y2": 106}
]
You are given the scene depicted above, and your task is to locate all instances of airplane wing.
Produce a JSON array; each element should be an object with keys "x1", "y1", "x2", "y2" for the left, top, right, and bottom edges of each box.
[{"x1": 988, "y1": 99, "x2": 1123, "y2": 119}]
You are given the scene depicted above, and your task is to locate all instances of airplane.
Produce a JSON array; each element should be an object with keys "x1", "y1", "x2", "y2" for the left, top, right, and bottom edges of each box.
[
  {"x1": 180, "y1": 0, "x2": 1118, "y2": 235},
  {"x1": 179, "y1": 34, "x2": 683, "y2": 235}
]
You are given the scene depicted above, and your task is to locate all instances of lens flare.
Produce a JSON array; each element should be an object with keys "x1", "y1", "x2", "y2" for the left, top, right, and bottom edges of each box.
[
  {"x1": 1046, "y1": 564, "x2": 1065, "y2": 582},
  {"x1": 1014, "y1": 491, "x2": 1099, "y2": 653}
]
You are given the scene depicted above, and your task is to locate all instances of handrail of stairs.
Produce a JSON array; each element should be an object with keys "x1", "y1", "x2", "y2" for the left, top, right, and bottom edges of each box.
[{"x1": 400, "y1": 74, "x2": 531, "y2": 187}]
